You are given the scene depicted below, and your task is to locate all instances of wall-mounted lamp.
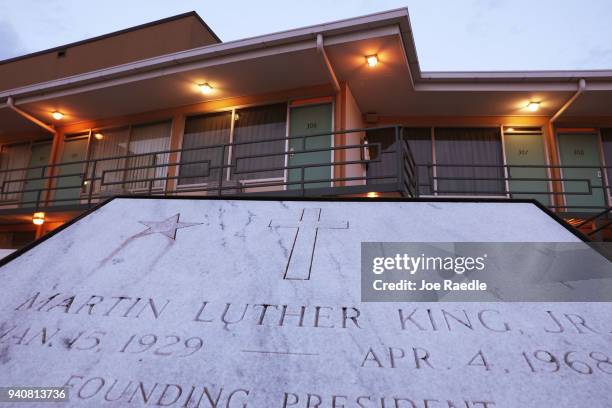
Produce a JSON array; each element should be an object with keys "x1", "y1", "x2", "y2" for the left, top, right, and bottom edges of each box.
[
  {"x1": 365, "y1": 54, "x2": 378, "y2": 68},
  {"x1": 51, "y1": 111, "x2": 64, "y2": 120},
  {"x1": 199, "y1": 83, "x2": 213, "y2": 95},
  {"x1": 32, "y1": 212, "x2": 45, "y2": 226},
  {"x1": 94, "y1": 132, "x2": 104, "y2": 140}
]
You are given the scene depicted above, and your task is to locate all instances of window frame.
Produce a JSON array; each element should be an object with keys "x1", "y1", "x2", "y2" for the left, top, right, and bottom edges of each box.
[
  {"x1": 78, "y1": 119, "x2": 173, "y2": 196},
  {"x1": 177, "y1": 102, "x2": 291, "y2": 191},
  {"x1": 407, "y1": 126, "x2": 517, "y2": 198}
]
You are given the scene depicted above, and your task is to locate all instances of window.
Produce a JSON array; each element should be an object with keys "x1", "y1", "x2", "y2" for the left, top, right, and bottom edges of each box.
[
  {"x1": 88, "y1": 121, "x2": 171, "y2": 193},
  {"x1": 88, "y1": 127, "x2": 129, "y2": 192},
  {"x1": 365, "y1": 127, "x2": 505, "y2": 196},
  {"x1": 231, "y1": 103, "x2": 287, "y2": 181},
  {"x1": 0, "y1": 143, "x2": 31, "y2": 202},
  {"x1": 434, "y1": 128, "x2": 505, "y2": 195},
  {"x1": 404, "y1": 128, "x2": 433, "y2": 195},
  {"x1": 124, "y1": 122, "x2": 171, "y2": 190},
  {"x1": 178, "y1": 103, "x2": 288, "y2": 187},
  {"x1": 178, "y1": 112, "x2": 232, "y2": 186}
]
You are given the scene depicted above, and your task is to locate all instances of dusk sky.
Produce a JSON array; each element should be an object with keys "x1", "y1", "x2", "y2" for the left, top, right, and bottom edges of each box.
[{"x1": 1, "y1": 0, "x2": 611, "y2": 71}]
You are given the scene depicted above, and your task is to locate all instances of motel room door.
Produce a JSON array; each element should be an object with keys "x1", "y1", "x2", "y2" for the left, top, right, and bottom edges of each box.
[
  {"x1": 54, "y1": 137, "x2": 89, "y2": 206},
  {"x1": 557, "y1": 133, "x2": 605, "y2": 211},
  {"x1": 21, "y1": 142, "x2": 52, "y2": 208},
  {"x1": 503, "y1": 130, "x2": 550, "y2": 207},
  {"x1": 287, "y1": 103, "x2": 333, "y2": 190}
]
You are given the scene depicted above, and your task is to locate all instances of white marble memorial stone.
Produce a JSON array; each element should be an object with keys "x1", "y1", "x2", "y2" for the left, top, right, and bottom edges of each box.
[{"x1": 0, "y1": 198, "x2": 610, "y2": 407}]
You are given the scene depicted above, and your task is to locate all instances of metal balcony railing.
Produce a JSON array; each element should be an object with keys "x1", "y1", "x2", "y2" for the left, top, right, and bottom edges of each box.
[
  {"x1": 415, "y1": 163, "x2": 612, "y2": 213},
  {"x1": 0, "y1": 124, "x2": 610, "y2": 221},
  {"x1": 0, "y1": 126, "x2": 417, "y2": 212}
]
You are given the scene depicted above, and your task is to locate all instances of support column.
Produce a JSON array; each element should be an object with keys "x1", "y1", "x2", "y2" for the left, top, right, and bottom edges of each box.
[
  {"x1": 43, "y1": 128, "x2": 65, "y2": 207},
  {"x1": 334, "y1": 82, "x2": 346, "y2": 185},
  {"x1": 545, "y1": 121, "x2": 564, "y2": 211},
  {"x1": 165, "y1": 114, "x2": 185, "y2": 194}
]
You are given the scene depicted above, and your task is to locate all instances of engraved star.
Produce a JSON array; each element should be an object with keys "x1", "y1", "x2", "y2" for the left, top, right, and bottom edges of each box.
[{"x1": 138, "y1": 214, "x2": 202, "y2": 240}]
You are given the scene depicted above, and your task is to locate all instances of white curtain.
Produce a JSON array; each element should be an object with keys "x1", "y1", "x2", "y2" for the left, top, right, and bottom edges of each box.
[
  {"x1": 88, "y1": 127, "x2": 130, "y2": 193},
  {"x1": 88, "y1": 122, "x2": 171, "y2": 193},
  {"x1": 125, "y1": 122, "x2": 172, "y2": 190},
  {"x1": 0, "y1": 143, "x2": 31, "y2": 201}
]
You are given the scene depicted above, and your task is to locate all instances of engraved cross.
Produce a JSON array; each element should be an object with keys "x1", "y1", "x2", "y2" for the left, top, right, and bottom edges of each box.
[{"x1": 269, "y1": 208, "x2": 348, "y2": 280}]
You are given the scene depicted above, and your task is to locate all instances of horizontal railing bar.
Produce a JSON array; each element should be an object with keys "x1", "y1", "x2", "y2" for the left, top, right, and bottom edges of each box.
[
  {"x1": 0, "y1": 124, "x2": 610, "y2": 220},
  {"x1": 0, "y1": 125, "x2": 400, "y2": 175}
]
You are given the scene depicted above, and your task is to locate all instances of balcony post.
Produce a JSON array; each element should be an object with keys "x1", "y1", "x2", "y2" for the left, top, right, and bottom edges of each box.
[
  {"x1": 545, "y1": 121, "x2": 565, "y2": 211},
  {"x1": 165, "y1": 114, "x2": 185, "y2": 195},
  {"x1": 42, "y1": 128, "x2": 65, "y2": 208},
  {"x1": 395, "y1": 126, "x2": 403, "y2": 195}
]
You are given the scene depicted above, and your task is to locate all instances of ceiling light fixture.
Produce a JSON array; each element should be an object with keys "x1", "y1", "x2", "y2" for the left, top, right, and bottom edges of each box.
[
  {"x1": 32, "y1": 212, "x2": 45, "y2": 226},
  {"x1": 94, "y1": 132, "x2": 104, "y2": 140},
  {"x1": 365, "y1": 54, "x2": 378, "y2": 67},
  {"x1": 51, "y1": 111, "x2": 64, "y2": 120},
  {"x1": 199, "y1": 83, "x2": 213, "y2": 95},
  {"x1": 527, "y1": 102, "x2": 540, "y2": 112}
]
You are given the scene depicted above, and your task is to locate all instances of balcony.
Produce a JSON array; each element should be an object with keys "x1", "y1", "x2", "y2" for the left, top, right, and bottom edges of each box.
[
  {"x1": 416, "y1": 163, "x2": 611, "y2": 214},
  {"x1": 0, "y1": 126, "x2": 418, "y2": 214},
  {"x1": 0, "y1": 125, "x2": 610, "y2": 219}
]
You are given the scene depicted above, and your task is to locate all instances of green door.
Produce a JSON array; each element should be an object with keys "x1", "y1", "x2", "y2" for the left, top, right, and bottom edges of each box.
[
  {"x1": 54, "y1": 138, "x2": 88, "y2": 206},
  {"x1": 504, "y1": 132, "x2": 550, "y2": 207},
  {"x1": 557, "y1": 133, "x2": 605, "y2": 212},
  {"x1": 20, "y1": 142, "x2": 52, "y2": 208},
  {"x1": 288, "y1": 103, "x2": 333, "y2": 190}
]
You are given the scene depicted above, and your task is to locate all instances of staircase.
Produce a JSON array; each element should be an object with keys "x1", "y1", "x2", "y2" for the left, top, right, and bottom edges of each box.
[{"x1": 569, "y1": 208, "x2": 612, "y2": 241}]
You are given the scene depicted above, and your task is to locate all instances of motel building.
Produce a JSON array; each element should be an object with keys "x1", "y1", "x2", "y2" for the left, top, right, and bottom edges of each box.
[{"x1": 0, "y1": 7, "x2": 611, "y2": 250}]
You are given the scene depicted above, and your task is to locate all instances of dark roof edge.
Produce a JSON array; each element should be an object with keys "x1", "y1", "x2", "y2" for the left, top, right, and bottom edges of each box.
[{"x1": 0, "y1": 11, "x2": 221, "y2": 67}]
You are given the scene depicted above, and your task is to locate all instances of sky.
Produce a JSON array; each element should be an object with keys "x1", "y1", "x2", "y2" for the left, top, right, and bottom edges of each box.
[{"x1": 0, "y1": 0, "x2": 611, "y2": 71}]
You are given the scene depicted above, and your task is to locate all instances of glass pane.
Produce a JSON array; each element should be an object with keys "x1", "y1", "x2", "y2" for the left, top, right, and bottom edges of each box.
[
  {"x1": 0, "y1": 143, "x2": 31, "y2": 202},
  {"x1": 21, "y1": 143, "x2": 52, "y2": 207},
  {"x1": 404, "y1": 128, "x2": 432, "y2": 195},
  {"x1": 231, "y1": 103, "x2": 287, "y2": 181},
  {"x1": 179, "y1": 112, "x2": 231, "y2": 186},
  {"x1": 435, "y1": 128, "x2": 504, "y2": 195},
  {"x1": 88, "y1": 127, "x2": 130, "y2": 193},
  {"x1": 124, "y1": 121, "x2": 171, "y2": 191}
]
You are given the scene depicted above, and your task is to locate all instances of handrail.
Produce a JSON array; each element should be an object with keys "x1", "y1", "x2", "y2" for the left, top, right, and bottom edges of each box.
[
  {"x1": 0, "y1": 125, "x2": 610, "y2": 218},
  {"x1": 0, "y1": 125, "x2": 414, "y2": 210},
  {"x1": 575, "y1": 207, "x2": 612, "y2": 228},
  {"x1": 414, "y1": 162, "x2": 611, "y2": 210},
  {"x1": 587, "y1": 220, "x2": 612, "y2": 236}
]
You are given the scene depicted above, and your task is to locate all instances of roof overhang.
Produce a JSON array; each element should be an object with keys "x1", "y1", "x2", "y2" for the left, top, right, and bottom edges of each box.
[{"x1": 1, "y1": 8, "x2": 611, "y2": 137}]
